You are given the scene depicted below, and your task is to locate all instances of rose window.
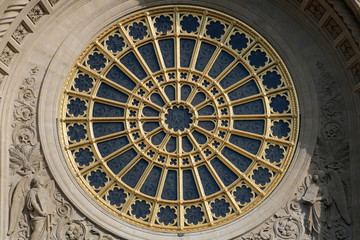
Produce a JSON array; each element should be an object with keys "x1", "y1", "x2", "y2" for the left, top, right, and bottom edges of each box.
[{"x1": 59, "y1": 6, "x2": 299, "y2": 232}]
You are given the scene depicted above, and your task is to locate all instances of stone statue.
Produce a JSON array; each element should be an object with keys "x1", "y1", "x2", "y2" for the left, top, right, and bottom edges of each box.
[
  {"x1": 26, "y1": 175, "x2": 56, "y2": 240},
  {"x1": 8, "y1": 173, "x2": 56, "y2": 240},
  {"x1": 302, "y1": 171, "x2": 330, "y2": 239}
]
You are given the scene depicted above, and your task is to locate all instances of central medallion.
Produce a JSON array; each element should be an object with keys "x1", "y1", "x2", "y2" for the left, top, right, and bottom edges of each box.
[
  {"x1": 58, "y1": 5, "x2": 299, "y2": 233},
  {"x1": 165, "y1": 105, "x2": 193, "y2": 132}
]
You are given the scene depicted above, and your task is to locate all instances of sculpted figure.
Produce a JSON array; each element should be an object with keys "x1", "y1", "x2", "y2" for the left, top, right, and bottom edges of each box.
[
  {"x1": 8, "y1": 173, "x2": 56, "y2": 240},
  {"x1": 26, "y1": 175, "x2": 56, "y2": 240},
  {"x1": 302, "y1": 171, "x2": 330, "y2": 239}
]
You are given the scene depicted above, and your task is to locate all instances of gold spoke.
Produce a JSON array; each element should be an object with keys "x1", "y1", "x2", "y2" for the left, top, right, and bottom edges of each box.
[{"x1": 216, "y1": 152, "x2": 264, "y2": 196}]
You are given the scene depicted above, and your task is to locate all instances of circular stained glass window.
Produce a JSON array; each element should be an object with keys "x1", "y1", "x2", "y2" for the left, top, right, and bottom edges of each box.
[{"x1": 59, "y1": 6, "x2": 299, "y2": 233}]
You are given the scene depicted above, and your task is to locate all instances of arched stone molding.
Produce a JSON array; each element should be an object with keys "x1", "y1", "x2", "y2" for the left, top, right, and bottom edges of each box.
[{"x1": 0, "y1": 0, "x2": 359, "y2": 239}]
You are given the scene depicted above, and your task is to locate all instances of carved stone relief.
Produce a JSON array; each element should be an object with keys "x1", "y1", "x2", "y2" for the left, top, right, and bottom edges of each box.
[
  {"x1": 27, "y1": 4, "x2": 47, "y2": 24},
  {"x1": 237, "y1": 62, "x2": 352, "y2": 240},
  {"x1": 0, "y1": 43, "x2": 16, "y2": 66},
  {"x1": 12, "y1": 22, "x2": 31, "y2": 44},
  {"x1": 2, "y1": 1, "x2": 355, "y2": 239},
  {"x1": 7, "y1": 67, "x2": 120, "y2": 240},
  {"x1": 0, "y1": 0, "x2": 30, "y2": 39}
]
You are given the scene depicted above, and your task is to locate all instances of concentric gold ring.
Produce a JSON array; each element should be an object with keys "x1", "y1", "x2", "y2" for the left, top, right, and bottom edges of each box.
[{"x1": 58, "y1": 5, "x2": 299, "y2": 232}]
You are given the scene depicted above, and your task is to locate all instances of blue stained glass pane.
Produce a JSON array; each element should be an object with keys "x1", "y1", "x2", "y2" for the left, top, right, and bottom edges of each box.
[
  {"x1": 142, "y1": 106, "x2": 159, "y2": 116},
  {"x1": 131, "y1": 200, "x2": 151, "y2": 219},
  {"x1": 195, "y1": 42, "x2": 216, "y2": 71},
  {"x1": 107, "y1": 188, "x2": 127, "y2": 207},
  {"x1": 68, "y1": 98, "x2": 86, "y2": 117},
  {"x1": 252, "y1": 167, "x2": 271, "y2": 185},
  {"x1": 97, "y1": 136, "x2": 129, "y2": 157},
  {"x1": 107, "y1": 148, "x2": 137, "y2": 174},
  {"x1": 180, "y1": 15, "x2": 200, "y2": 33},
  {"x1": 248, "y1": 50, "x2": 268, "y2": 68},
  {"x1": 211, "y1": 199, "x2": 230, "y2": 218},
  {"x1": 185, "y1": 206, "x2": 204, "y2": 225},
  {"x1": 157, "y1": 206, "x2": 177, "y2": 225},
  {"x1": 221, "y1": 147, "x2": 252, "y2": 172},
  {"x1": 229, "y1": 32, "x2": 248, "y2": 51},
  {"x1": 92, "y1": 102, "x2": 124, "y2": 117},
  {"x1": 192, "y1": 130, "x2": 207, "y2": 144},
  {"x1": 228, "y1": 80, "x2": 259, "y2": 101},
  {"x1": 159, "y1": 39, "x2": 174, "y2": 68},
  {"x1": 191, "y1": 92, "x2": 206, "y2": 106},
  {"x1": 68, "y1": 124, "x2": 86, "y2": 142},
  {"x1": 128, "y1": 22, "x2": 147, "y2": 40},
  {"x1": 88, "y1": 170, "x2": 108, "y2": 188},
  {"x1": 206, "y1": 21, "x2": 225, "y2": 39},
  {"x1": 122, "y1": 159, "x2": 148, "y2": 188},
  {"x1": 208, "y1": 50, "x2": 234, "y2": 79},
  {"x1": 182, "y1": 136, "x2": 193, "y2": 152},
  {"x1": 120, "y1": 52, "x2": 147, "y2": 80},
  {"x1": 138, "y1": 43, "x2": 160, "y2": 72},
  {"x1": 165, "y1": 85, "x2": 175, "y2": 101},
  {"x1": 198, "y1": 121, "x2": 215, "y2": 131},
  {"x1": 106, "y1": 35, "x2": 125, "y2": 53},
  {"x1": 151, "y1": 131, "x2": 166, "y2": 145},
  {"x1": 229, "y1": 134, "x2": 262, "y2": 155},
  {"x1": 219, "y1": 63, "x2": 249, "y2": 89},
  {"x1": 142, "y1": 122, "x2": 159, "y2": 132},
  {"x1": 263, "y1": 71, "x2": 281, "y2": 89},
  {"x1": 181, "y1": 85, "x2": 192, "y2": 101},
  {"x1": 210, "y1": 157, "x2": 238, "y2": 186},
  {"x1": 271, "y1": 120, "x2": 290, "y2": 138},
  {"x1": 233, "y1": 120, "x2": 265, "y2": 135},
  {"x1": 183, "y1": 170, "x2": 199, "y2": 200},
  {"x1": 161, "y1": 170, "x2": 177, "y2": 200},
  {"x1": 75, "y1": 148, "x2": 94, "y2": 167},
  {"x1": 265, "y1": 145, "x2": 284, "y2": 163},
  {"x1": 198, "y1": 105, "x2": 215, "y2": 116},
  {"x1": 87, "y1": 52, "x2": 106, "y2": 70},
  {"x1": 198, "y1": 165, "x2": 220, "y2": 195},
  {"x1": 270, "y1": 95, "x2": 289, "y2": 113},
  {"x1": 166, "y1": 136, "x2": 177, "y2": 153},
  {"x1": 154, "y1": 15, "x2": 173, "y2": 34},
  {"x1": 180, "y1": 39, "x2": 196, "y2": 67},
  {"x1": 233, "y1": 185, "x2": 253, "y2": 204},
  {"x1": 165, "y1": 106, "x2": 193, "y2": 132},
  {"x1": 74, "y1": 74, "x2": 93, "y2": 92},
  {"x1": 97, "y1": 83, "x2": 129, "y2": 103},
  {"x1": 93, "y1": 122, "x2": 124, "y2": 138},
  {"x1": 232, "y1": 99, "x2": 264, "y2": 115},
  {"x1": 106, "y1": 65, "x2": 136, "y2": 91},
  {"x1": 140, "y1": 166, "x2": 162, "y2": 196},
  {"x1": 150, "y1": 93, "x2": 165, "y2": 106}
]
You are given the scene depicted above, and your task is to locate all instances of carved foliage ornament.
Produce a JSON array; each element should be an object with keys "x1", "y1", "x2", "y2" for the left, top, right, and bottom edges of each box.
[
  {"x1": 8, "y1": 68, "x2": 117, "y2": 240},
  {"x1": 240, "y1": 62, "x2": 352, "y2": 240}
]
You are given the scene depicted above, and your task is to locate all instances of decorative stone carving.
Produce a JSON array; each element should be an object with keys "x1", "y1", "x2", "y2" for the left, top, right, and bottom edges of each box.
[
  {"x1": 12, "y1": 22, "x2": 31, "y2": 44},
  {"x1": 8, "y1": 67, "x2": 119, "y2": 240},
  {"x1": 350, "y1": 62, "x2": 360, "y2": 83},
  {"x1": 48, "y1": 0, "x2": 60, "y2": 7},
  {"x1": 27, "y1": 4, "x2": 47, "y2": 24},
  {"x1": 307, "y1": 0, "x2": 326, "y2": 21},
  {"x1": 324, "y1": 18, "x2": 342, "y2": 39},
  {"x1": 239, "y1": 190, "x2": 305, "y2": 240},
  {"x1": 237, "y1": 62, "x2": 352, "y2": 240},
  {"x1": 338, "y1": 40, "x2": 355, "y2": 61},
  {"x1": 0, "y1": 0, "x2": 30, "y2": 38},
  {"x1": 0, "y1": 43, "x2": 16, "y2": 66},
  {"x1": 327, "y1": 0, "x2": 360, "y2": 46}
]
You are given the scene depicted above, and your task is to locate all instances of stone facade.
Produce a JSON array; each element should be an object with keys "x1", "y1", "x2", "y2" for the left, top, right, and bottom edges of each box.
[{"x1": 0, "y1": 0, "x2": 359, "y2": 239}]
